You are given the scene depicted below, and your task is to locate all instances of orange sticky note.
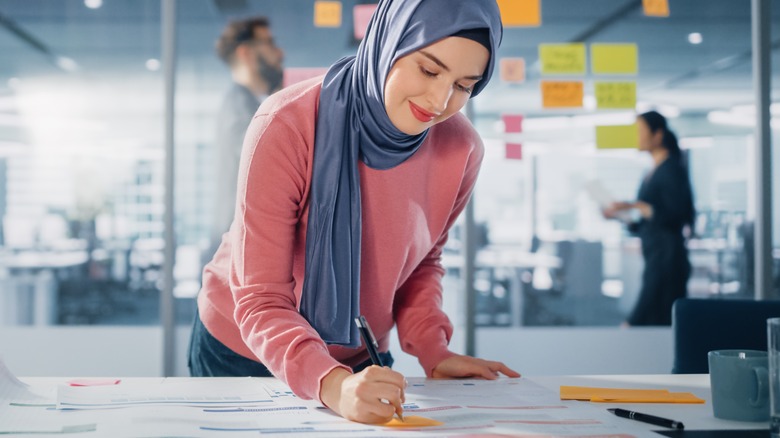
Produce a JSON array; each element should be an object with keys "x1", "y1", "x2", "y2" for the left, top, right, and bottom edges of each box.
[
  {"x1": 383, "y1": 415, "x2": 443, "y2": 428},
  {"x1": 505, "y1": 143, "x2": 523, "y2": 160},
  {"x1": 540, "y1": 80, "x2": 583, "y2": 108},
  {"x1": 283, "y1": 67, "x2": 329, "y2": 88},
  {"x1": 560, "y1": 385, "x2": 705, "y2": 404},
  {"x1": 500, "y1": 58, "x2": 526, "y2": 83},
  {"x1": 643, "y1": 0, "x2": 670, "y2": 17},
  {"x1": 497, "y1": 0, "x2": 541, "y2": 27},
  {"x1": 353, "y1": 4, "x2": 377, "y2": 40},
  {"x1": 314, "y1": 1, "x2": 342, "y2": 27}
]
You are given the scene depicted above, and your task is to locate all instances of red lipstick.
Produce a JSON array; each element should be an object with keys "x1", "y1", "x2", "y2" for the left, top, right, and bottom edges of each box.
[{"x1": 409, "y1": 101, "x2": 436, "y2": 123}]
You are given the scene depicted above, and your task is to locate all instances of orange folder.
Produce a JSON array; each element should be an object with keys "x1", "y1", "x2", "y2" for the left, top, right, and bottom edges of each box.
[{"x1": 560, "y1": 386, "x2": 705, "y2": 404}]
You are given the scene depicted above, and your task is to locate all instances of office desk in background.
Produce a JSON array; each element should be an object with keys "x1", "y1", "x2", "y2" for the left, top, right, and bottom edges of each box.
[{"x1": 5, "y1": 374, "x2": 768, "y2": 437}]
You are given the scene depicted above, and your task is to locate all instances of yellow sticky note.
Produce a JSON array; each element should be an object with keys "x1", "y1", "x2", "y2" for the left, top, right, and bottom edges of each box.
[
  {"x1": 643, "y1": 0, "x2": 670, "y2": 17},
  {"x1": 314, "y1": 1, "x2": 342, "y2": 28},
  {"x1": 591, "y1": 43, "x2": 638, "y2": 75},
  {"x1": 595, "y1": 81, "x2": 636, "y2": 109},
  {"x1": 497, "y1": 0, "x2": 541, "y2": 27},
  {"x1": 539, "y1": 43, "x2": 587, "y2": 75},
  {"x1": 383, "y1": 415, "x2": 443, "y2": 428},
  {"x1": 500, "y1": 58, "x2": 526, "y2": 83},
  {"x1": 595, "y1": 124, "x2": 639, "y2": 149},
  {"x1": 540, "y1": 80, "x2": 583, "y2": 108}
]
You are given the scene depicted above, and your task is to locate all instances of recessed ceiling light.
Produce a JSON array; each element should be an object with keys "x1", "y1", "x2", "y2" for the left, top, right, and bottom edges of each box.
[
  {"x1": 84, "y1": 0, "x2": 102, "y2": 9},
  {"x1": 146, "y1": 59, "x2": 161, "y2": 71},
  {"x1": 688, "y1": 32, "x2": 703, "y2": 45}
]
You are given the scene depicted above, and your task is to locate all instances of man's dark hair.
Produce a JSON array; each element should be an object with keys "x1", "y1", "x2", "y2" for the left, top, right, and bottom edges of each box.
[{"x1": 215, "y1": 16, "x2": 270, "y2": 65}]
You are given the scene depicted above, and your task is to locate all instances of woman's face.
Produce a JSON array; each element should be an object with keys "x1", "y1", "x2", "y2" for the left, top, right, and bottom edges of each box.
[
  {"x1": 636, "y1": 116, "x2": 663, "y2": 152},
  {"x1": 384, "y1": 36, "x2": 490, "y2": 135}
]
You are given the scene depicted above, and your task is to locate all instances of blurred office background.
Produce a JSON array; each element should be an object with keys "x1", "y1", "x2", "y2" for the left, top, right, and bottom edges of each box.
[{"x1": 0, "y1": 0, "x2": 778, "y2": 377}]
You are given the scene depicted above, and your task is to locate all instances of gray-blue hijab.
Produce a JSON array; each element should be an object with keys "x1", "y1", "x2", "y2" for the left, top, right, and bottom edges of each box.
[{"x1": 300, "y1": 0, "x2": 503, "y2": 347}]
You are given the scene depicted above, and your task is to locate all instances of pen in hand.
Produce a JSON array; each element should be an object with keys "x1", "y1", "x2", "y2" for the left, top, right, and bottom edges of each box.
[
  {"x1": 355, "y1": 315, "x2": 403, "y2": 422},
  {"x1": 608, "y1": 408, "x2": 684, "y2": 430}
]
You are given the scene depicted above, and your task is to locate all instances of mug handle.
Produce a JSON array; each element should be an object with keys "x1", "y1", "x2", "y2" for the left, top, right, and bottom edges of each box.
[{"x1": 752, "y1": 366, "x2": 769, "y2": 407}]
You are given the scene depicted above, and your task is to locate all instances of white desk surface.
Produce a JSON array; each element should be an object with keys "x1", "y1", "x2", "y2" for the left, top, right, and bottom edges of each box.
[{"x1": 12, "y1": 374, "x2": 770, "y2": 436}]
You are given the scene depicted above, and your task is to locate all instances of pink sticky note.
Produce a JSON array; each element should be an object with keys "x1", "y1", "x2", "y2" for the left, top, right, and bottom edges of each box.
[
  {"x1": 505, "y1": 143, "x2": 523, "y2": 160},
  {"x1": 68, "y1": 378, "x2": 121, "y2": 387},
  {"x1": 502, "y1": 114, "x2": 523, "y2": 133},
  {"x1": 353, "y1": 4, "x2": 377, "y2": 40},
  {"x1": 283, "y1": 67, "x2": 329, "y2": 88}
]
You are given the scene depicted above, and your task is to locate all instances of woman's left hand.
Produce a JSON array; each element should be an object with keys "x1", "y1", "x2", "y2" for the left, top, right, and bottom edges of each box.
[{"x1": 431, "y1": 354, "x2": 521, "y2": 380}]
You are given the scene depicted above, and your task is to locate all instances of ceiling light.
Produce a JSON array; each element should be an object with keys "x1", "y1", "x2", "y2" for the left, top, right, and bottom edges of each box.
[
  {"x1": 145, "y1": 59, "x2": 161, "y2": 71},
  {"x1": 84, "y1": 0, "x2": 102, "y2": 9},
  {"x1": 688, "y1": 32, "x2": 703, "y2": 45},
  {"x1": 56, "y1": 56, "x2": 79, "y2": 72}
]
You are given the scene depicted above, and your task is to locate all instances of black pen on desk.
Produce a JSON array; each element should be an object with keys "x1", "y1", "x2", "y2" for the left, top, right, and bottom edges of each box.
[
  {"x1": 354, "y1": 315, "x2": 403, "y2": 421},
  {"x1": 608, "y1": 408, "x2": 684, "y2": 430}
]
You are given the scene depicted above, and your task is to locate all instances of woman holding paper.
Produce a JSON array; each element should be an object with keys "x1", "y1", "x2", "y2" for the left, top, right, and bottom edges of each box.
[
  {"x1": 603, "y1": 111, "x2": 695, "y2": 326},
  {"x1": 188, "y1": 0, "x2": 519, "y2": 424}
]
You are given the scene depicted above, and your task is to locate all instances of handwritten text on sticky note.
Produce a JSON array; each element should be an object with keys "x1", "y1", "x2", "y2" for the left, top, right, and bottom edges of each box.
[
  {"x1": 539, "y1": 44, "x2": 587, "y2": 75},
  {"x1": 541, "y1": 81, "x2": 584, "y2": 108},
  {"x1": 595, "y1": 81, "x2": 636, "y2": 109}
]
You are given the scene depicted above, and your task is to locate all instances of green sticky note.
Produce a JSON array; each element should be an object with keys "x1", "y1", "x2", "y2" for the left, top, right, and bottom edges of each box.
[
  {"x1": 539, "y1": 43, "x2": 587, "y2": 75},
  {"x1": 595, "y1": 81, "x2": 637, "y2": 109},
  {"x1": 591, "y1": 44, "x2": 638, "y2": 75},
  {"x1": 596, "y1": 124, "x2": 638, "y2": 149}
]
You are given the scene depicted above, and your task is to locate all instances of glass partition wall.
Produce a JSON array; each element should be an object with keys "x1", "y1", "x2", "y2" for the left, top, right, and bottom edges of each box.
[{"x1": 0, "y1": 0, "x2": 776, "y2": 378}]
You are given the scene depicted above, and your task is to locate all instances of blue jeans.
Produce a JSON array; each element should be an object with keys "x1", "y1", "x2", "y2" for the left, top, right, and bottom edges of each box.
[{"x1": 188, "y1": 309, "x2": 394, "y2": 377}]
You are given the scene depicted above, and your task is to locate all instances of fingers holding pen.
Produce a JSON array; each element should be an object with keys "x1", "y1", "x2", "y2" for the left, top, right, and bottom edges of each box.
[{"x1": 341, "y1": 365, "x2": 406, "y2": 424}]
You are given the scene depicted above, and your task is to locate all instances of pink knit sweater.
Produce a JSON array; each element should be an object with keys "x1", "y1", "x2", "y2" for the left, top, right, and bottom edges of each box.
[{"x1": 197, "y1": 77, "x2": 484, "y2": 402}]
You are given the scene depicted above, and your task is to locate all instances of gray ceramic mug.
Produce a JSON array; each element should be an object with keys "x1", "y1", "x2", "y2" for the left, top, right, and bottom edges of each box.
[{"x1": 708, "y1": 349, "x2": 769, "y2": 422}]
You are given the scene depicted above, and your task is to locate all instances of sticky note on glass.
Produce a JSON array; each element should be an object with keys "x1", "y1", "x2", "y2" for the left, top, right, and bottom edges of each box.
[
  {"x1": 505, "y1": 143, "x2": 523, "y2": 160},
  {"x1": 541, "y1": 80, "x2": 583, "y2": 108},
  {"x1": 502, "y1": 114, "x2": 523, "y2": 133},
  {"x1": 283, "y1": 67, "x2": 329, "y2": 88},
  {"x1": 497, "y1": 0, "x2": 541, "y2": 27},
  {"x1": 500, "y1": 58, "x2": 526, "y2": 83},
  {"x1": 595, "y1": 124, "x2": 638, "y2": 149},
  {"x1": 383, "y1": 415, "x2": 443, "y2": 428},
  {"x1": 595, "y1": 81, "x2": 636, "y2": 109},
  {"x1": 591, "y1": 43, "x2": 638, "y2": 75},
  {"x1": 539, "y1": 43, "x2": 587, "y2": 75},
  {"x1": 643, "y1": 0, "x2": 670, "y2": 17},
  {"x1": 353, "y1": 4, "x2": 377, "y2": 40},
  {"x1": 314, "y1": 1, "x2": 342, "y2": 27}
]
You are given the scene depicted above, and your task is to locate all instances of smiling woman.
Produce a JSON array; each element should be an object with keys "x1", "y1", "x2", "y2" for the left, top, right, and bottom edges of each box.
[
  {"x1": 188, "y1": 0, "x2": 519, "y2": 425},
  {"x1": 384, "y1": 35, "x2": 490, "y2": 135}
]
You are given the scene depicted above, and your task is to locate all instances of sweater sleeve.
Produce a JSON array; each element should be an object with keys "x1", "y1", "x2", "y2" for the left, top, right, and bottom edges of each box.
[
  {"x1": 393, "y1": 137, "x2": 485, "y2": 376},
  {"x1": 229, "y1": 112, "x2": 349, "y2": 402}
]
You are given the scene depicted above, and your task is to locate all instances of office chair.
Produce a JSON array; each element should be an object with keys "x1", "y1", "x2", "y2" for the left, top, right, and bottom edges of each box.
[{"x1": 671, "y1": 297, "x2": 780, "y2": 374}]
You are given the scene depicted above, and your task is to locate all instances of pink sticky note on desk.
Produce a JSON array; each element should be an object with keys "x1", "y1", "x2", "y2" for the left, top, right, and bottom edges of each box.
[{"x1": 68, "y1": 378, "x2": 121, "y2": 387}]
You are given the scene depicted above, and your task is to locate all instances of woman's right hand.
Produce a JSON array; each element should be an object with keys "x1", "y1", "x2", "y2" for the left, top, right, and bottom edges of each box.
[
  {"x1": 602, "y1": 201, "x2": 632, "y2": 219},
  {"x1": 320, "y1": 365, "x2": 406, "y2": 424}
]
